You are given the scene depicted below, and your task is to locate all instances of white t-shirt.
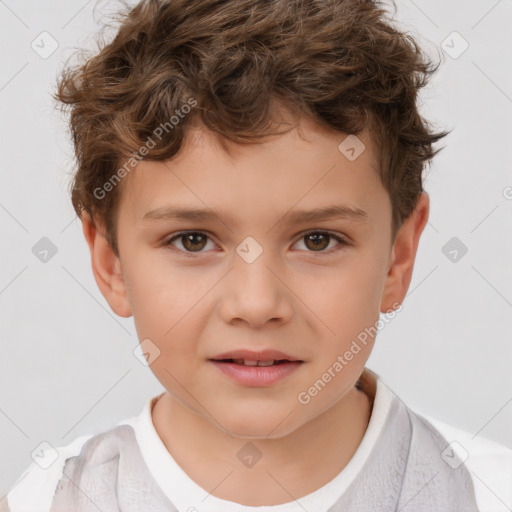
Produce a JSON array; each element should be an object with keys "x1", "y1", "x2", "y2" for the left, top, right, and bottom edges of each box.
[{"x1": 3, "y1": 369, "x2": 511, "y2": 511}]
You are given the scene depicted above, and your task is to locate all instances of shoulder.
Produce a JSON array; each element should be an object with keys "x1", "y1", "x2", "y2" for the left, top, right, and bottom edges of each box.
[
  {"x1": 416, "y1": 411, "x2": 512, "y2": 512},
  {"x1": 5, "y1": 416, "x2": 138, "y2": 512},
  {"x1": 5, "y1": 432, "x2": 95, "y2": 512}
]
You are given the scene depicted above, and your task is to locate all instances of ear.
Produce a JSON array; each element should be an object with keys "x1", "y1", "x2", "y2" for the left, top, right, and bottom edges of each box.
[
  {"x1": 380, "y1": 192, "x2": 430, "y2": 314},
  {"x1": 81, "y1": 211, "x2": 132, "y2": 318}
]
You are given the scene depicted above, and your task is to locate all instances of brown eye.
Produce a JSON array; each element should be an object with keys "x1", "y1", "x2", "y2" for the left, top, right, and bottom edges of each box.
[
  {"x1": 181, "y1": 233, "x2": 207, "y2": 251},
  {"x1": 166, "y1": 232, "x2": 214, "y2": 253},
  {"x1": 294, "y1": 231, "x2": 348, "y2": 253},
  {"x1": 304, "y1": 233, "x2": 330, "y2": 251}
]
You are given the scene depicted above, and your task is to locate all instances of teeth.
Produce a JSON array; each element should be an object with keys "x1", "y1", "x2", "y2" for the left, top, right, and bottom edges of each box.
[
  {"x1": 232, "y1": 359, "x2": 276, "y2": 366},
  {"x1": 239, "y1": 359, "x2": 258, "y2": 366}
]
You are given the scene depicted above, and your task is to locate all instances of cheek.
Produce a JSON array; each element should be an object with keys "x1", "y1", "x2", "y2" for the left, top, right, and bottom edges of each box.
[
  {"x1": 124, "y1": 268, "x2": 213, "y2": 369},
  {"x1": 303, "y1": 256, "x2": 386, "y2": 356},
  {"x1": 124, "y1": 254, "x2": 205, "y2": 327},
  {"x1": 310, "y1": 256, "x2": 385, "y2": 320}
]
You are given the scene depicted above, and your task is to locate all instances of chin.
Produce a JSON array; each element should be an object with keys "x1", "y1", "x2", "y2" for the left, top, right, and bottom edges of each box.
[{"x1": 220, "y1": 411, "x2": 301, "y2": 440}]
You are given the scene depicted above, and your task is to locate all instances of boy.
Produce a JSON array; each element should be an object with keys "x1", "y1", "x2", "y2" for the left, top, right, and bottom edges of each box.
[{"x1": 3, "y1": 0, "x2": 511, "y2": 510}]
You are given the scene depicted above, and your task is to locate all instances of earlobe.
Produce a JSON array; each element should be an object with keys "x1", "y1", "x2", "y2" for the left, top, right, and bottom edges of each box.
[
  {"x1": 379, "y1": 192, "x2": 430, "y2": 314},
  {"x1": 81, "y1": 211, "x2": 132, "y2": 318}
]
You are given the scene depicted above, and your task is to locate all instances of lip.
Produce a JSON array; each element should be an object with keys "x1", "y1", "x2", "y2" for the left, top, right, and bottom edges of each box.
[
  {"x1": 209, "y1": 360, "x2": 303, "y2": 387},
  {"x1": 209, "y1": 349, "x2": 302, "y2": 362}
]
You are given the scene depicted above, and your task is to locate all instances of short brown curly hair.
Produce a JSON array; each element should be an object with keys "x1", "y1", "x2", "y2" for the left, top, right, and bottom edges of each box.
[{"x1": 54, "y1": 0, "x2": 450, "y2": 257}]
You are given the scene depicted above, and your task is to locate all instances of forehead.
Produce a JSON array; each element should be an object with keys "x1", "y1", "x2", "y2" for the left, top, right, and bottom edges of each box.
[{"x1": 118, "y1": 117, "x2": 387, "y2": 229}]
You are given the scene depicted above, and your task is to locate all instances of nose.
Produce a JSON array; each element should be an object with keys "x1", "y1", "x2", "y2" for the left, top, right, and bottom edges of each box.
[{"x1": 218, "y1": 247, "x2": 294, "y2": 329}]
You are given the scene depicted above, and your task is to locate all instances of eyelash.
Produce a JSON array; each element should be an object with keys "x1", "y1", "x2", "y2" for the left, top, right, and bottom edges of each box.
[{"x1": 163, "y1": 230, "x2": 350, "y2": 257}]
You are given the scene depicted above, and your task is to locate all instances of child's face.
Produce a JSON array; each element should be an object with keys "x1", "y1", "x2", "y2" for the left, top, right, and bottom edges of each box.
[{"x1": 88, "y1": 115, "x2": 423, "y2": 438}]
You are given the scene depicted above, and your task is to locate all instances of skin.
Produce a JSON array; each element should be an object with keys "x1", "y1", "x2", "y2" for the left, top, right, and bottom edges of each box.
[{"x1": 82, "y1": 112, "x2": 429, "y2": 506}]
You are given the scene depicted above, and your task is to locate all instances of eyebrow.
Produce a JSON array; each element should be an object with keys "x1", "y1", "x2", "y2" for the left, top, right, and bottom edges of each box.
[{"x1": 142, "y1": 204, "x2": 369, "y2": 227}]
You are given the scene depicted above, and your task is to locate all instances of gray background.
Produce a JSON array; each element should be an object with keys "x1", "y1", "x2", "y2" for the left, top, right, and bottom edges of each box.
[{"x1": 1, "y1": 0, "x2": 511, "y2": 496}]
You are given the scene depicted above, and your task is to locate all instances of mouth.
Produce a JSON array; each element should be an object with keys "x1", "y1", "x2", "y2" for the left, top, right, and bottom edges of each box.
[
  {"x1": 210, "y1": 358, "x2": 297, "y2": 367},
  {"x1": 209, "y1": 349, "x2": 304, "y2": 365},
  {"x1": 208, "y1": 350, "x2": 304, "y2": 386}
]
